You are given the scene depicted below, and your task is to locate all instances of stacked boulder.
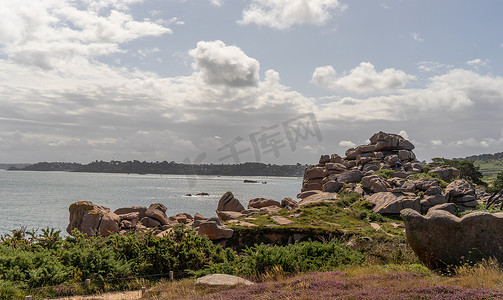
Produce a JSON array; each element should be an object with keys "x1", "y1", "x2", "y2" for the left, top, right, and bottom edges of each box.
[
  {"x1": 445, "y1": 180, "x2": 478, "y2": 211},
  {"x1": 67, "y1": 201, "x2": 207, "y2": 238},
  {"x1": 68, "y1": 191, "x2": 301, "y2": 241},
  {"x1": 215, "y1": 191, "x2": 299, "y2": 221},
  {"x1": 67, "y1": 201, "x2": 120, "y2": 237},
  {"x1": 297, "y1": 131, "x2": 482, "y2": 215},
  {"x1": 300, "y1": 132, "x2": 422, "y2": 199}
]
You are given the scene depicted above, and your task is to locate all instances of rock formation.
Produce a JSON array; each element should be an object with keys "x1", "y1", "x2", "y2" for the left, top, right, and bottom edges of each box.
[
  {"x1": 298, "y1": 131, "x2": 471, "y2": 215},
  {"x1": 217, "y1": 191, "x2": 245, "y2": 212},
  {"x1": 300, "y1": 132, "x2": 422, "y2": 198},
  {"x1": 197, "y1": 217, "x2": 234, "y2": 240},
  {"x1": 366, "y1": 192, "x2": 420, "y2": 214},
  {"x1": 402, "y1": 208, "x2": 503, "y2": 269},
  {"x1": 67, "y1": 201, "x2": 212, "y2": 237},
  {"x1": 445, "y1": 180, "x2": 478, "y2": 211},
  {"x1": 248, "y1": 198, "x2": 281, "y2": 209},
  {"x1": 67, "y1": 201, "x2": 114, "y2": 236}
]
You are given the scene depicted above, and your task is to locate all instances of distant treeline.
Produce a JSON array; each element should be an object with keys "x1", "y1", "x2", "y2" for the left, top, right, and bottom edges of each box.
[
  {"x1": 0, "y1": 163, "x2": 30, "y2": 170},
  {"x1": 455, "y1": 152, "x2": 503, "y2": 162},
  {"x1": 8, "y1": 161, "x2": 307, "y2": 177}
]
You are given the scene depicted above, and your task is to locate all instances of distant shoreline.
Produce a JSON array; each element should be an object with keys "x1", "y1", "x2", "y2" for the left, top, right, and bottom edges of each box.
[{"x1": 6, "y1": 161, "x2": 307, "y2": 177}]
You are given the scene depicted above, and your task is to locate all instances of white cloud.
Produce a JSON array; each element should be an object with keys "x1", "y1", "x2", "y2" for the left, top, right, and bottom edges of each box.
[
  {"x1": 138, "y1": 47, "x2": 160, "y2": 59},
  {"x1": 210, "y1": 0, "x2": 224, "y2": 6},
  {"x1": 398, "y1": 130, "x2": 409, "y2": 140},
  {"x1": 465, "y1": 58, "x2": 489, "y2": 70},
  {"x1": 312, "y1": 62, "x2": 415, "y2": 94},
  {"x1": 303, "y1": 145, "x2": 326, "y2": 154},
  {"x1": 430, "y1": 140, "x2": 443, "y2": 146},
  {"x1": 0, "y1": 38, "x2": 318, "y2": 162},
  {"x1": 189, "y1": 40, "x2": 260, "y2": 87},
  {"x1": 317, "y1": 69, "x2": 503, "y2": 122},
  {"x1": 338, "y1": 140, "x2": 355, "y2": 148},
  {"x1": 0, "y1": 0, "x2": 171, "y2": 70},
  {"x1": 239, "y1": 0, "x2": 347, "y2": 30},
  {"x1": 452, "y1": 137, "x2": 498, "y2": 148},
  {"x1": 410, "y1": 32, "x2": 424, "y2": 42},
  {"x1": 416, "y1": 61, "x2": 452, "y2": 73}
]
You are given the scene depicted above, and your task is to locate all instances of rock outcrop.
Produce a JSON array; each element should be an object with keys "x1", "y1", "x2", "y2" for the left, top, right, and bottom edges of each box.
[
  {"x1": 402, "y1": 208, "x2": 503, "y2": 269},
  {"x1": 145, "y1": 203, "x2": 170, "y2": 225},
  {"x1": 445, "y1": 180, "x2": 478, "y2": 211},
  {"x1": 300, "y1": 132, "x2": 420, "y2": 197},
  {"x1": 366, "y1": 192, "x2": 420, "y2": 214},
  {"x1": 67, "y1": 201, "x2": 112, "y2": 236},
  {"x1": 248, "y1": 198, "x2": 281, "y2": 209},
  {"x1": 217, "y1": 191, "x2": 245, "y2": 212},
  {"x1": 197, "y1": 217, "x2": 234, "y2": 240},
  {"x1": 68, "y1": 201, "x2": 209, "y2": 237},
  {"x1": 429, "y1": 166, "x2": 460, "y2": 182}
]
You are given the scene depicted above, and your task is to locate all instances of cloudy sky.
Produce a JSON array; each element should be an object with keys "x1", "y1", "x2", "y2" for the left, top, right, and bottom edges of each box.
[{"x1": 1, "y1": 0, "x2": 502, "y2": 165}]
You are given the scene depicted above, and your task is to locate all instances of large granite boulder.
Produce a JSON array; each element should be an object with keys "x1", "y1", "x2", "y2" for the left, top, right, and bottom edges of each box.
[
  {"x1": 297, "y1": 190, "x2": 322, "y2": 199},
  {"x1": 217, "y1": 191, "x2": 245, "y2": 212},
  {"x1": 412, "y1": 178, "x2": 439, "y2": 191},
  {"x1": 322, "y1": 180, "x2": 344, "y2": 193},
  {"x1": 192, "y1": 213, "x2": 208, "y2": 229},
  {"x1": 216, "y1": 211, "x2": 243, "y2": 221},
  {"x1": 170, "y1": 212, "x2": 193, "y2": 224},
  {"x1": 198, "y1": 217, "x2": 233, "y2": 240},
  {"x1": 67, "y1": 201, "x2": 111, "y2": 236},
  {"x1": 140, "y1": 216, "x2": 162, "y2": 228},
  {"x1": 445, "y1": 180, "x2": 478, "y2": 211},
  {"x1": 248, "y1": 198, "x2": 281, "y2": 209},
  {"x1": 445, "y1": 180, "x2": 475, "y2": 198},
  {"x1": 401, "y1": 209, "x2": 503, "y2": 269},
  {"x1": 361, "y1": 175, "x2": 389, "y2": 193},
  {"x1": 370, "y1": 131, "x2": 414, "y2": 151},
  {"x1": 119, "y1": 212, "x2": 140, "y2": 228},
  {"x1": 336, "y1": 169, "x2": 363, "y2": 183},
  {"x1": 366, "y1": 192, "x2": 420, "y2": 214},
  {"x1": 98, "y1": 212, "x2": 120, "y2": 236},
  {"x1": 80, "y1": 209, "x2": 106, "y2": 236},
  {"x1": 305, "y1": 166, "x2": 325, "y2": 180},
  {"x1": 281, "y1": 197, "x2": 299, "y2": 209},
  {"x1": 429, "y1": 167, "x2": 460, "y2": 182},
  {"x1": 420, "y1": 194, "x2": 447, "y2": 213},
  {"x1": 114, "y1": 206, "x2": 147, "y2": 220},
  {"x1": 298, "y1": 192, "x2": 337, "y2": 207},
  {"x1": 145, "y1": 203, "x2": 170, "y2": 225}
]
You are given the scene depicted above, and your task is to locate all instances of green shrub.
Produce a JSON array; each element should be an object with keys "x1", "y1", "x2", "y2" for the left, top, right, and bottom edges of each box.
[
  {"x1": 194, "y1": 240, "x2": 364, "y2": 278},
  {"x1": 374, "y1": 169, "x2": 395, "y2": 179}
]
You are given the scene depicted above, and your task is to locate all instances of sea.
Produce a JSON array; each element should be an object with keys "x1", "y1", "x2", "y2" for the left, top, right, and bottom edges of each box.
[{"x1": 0, "y1": 170, "x2": 302, "y2": 236}]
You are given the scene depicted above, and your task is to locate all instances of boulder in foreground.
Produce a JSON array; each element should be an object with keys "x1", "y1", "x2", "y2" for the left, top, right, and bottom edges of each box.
[
  {"x1": 196, "y1": 274, "x2": 254, "y2": 286},
  {"x1": 401, "y1": 208, "x2": 503, "y2": 270}
]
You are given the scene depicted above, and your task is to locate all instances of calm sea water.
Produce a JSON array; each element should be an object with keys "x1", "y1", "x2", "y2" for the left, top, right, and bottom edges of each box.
[{"x1": 0, "y1": 170, "x2": 301, "y2": 236}]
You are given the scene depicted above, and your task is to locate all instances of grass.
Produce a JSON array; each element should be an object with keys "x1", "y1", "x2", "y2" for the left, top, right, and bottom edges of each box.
[
  {"x1": 226, "y1": 192, "x2": 404, "y2": 239},
  {"x1": 475, "y1": 159, "x2": 503, "y2": 181},
  {"x1": 144, "y1": 262, "x2": 503, "y2": 299}
]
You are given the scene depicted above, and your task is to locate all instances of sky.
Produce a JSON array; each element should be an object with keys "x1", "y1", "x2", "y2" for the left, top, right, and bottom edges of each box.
[{"x1": 1, "y1": 0, "x2": 503, "y2": 165}]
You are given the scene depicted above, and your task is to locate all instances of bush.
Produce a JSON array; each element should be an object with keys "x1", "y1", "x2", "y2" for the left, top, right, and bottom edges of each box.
[
  {"x1": 488, "y1": 171, "x2": 503, "y2": 193},
  {"x1": 374, "y1": 169, "x2": 395, "y2": 179},
  {"x1": 194, "y1": 240, "x2": 364, "y2": 278},
  {"x1": 0, "y1": 227, "x2": 230, "y2": 297}
]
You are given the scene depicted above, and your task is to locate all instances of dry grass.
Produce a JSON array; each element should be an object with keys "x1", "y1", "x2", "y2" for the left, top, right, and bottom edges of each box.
[
  {"x1": 142, "y1": 263, "x2": 503, "y2": 300},
  {"x1": 446, "y1": 258, "x2": 503, "y2": 289},
  {"x1": 142, "y1": 278, "x2": 239, "y2": 299}
]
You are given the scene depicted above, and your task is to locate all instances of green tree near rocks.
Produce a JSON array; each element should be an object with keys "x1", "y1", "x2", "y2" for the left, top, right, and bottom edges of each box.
[
  {"x1": 489, "y1": 171, "x2": 503, "y2": 193},
  {"x1": 430, "y1": 158, "x2": 485, "y2": 185}
]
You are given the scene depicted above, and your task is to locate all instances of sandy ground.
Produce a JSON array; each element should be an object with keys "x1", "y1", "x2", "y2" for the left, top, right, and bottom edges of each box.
[{"x1": 47, "y1": 290, "x2": 143, "y2": 300}]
